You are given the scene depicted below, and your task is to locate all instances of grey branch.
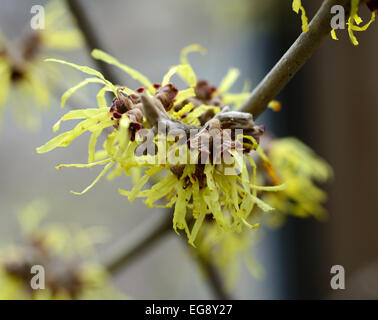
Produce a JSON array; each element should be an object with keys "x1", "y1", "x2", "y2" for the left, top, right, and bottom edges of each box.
[
  {"x1": 187, "y1": 245, "x2": 232, "y2": 300},
  {"x1": 103, "y1": 215, "x2": 172, "y2": 274}
]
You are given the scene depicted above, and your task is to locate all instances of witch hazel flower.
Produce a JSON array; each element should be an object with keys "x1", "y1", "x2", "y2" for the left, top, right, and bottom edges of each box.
[
  {"x1": 36, "y1": 45, "x2": 286, "y2": 245},
  {"x1": 0, "y1": 0, "x2": 83, "y2": 130},
  {"x1": 0, "y1": 199, "x2": 123, "y2": 300},
  {"x1": 168, "y1": 45, "x2": 253, "y2": 127},
  {"x1": 195, "y1": 218, "x2": 264, "y2": 290}
]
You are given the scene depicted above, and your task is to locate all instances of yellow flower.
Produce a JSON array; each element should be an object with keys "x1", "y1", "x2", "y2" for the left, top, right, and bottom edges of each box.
[
  {"x1": 169, "y1": 44, "x2": 253, "y2": 126},
  {"x1": 0, "y1": 0, "x2": 83, "y2": 130},
  {"x1": 37, "y1": 46, "x2": 287, "y2": 245},
  {"x1": 36, "y1": 51, "x2": 189, "y2": 192},
  {"x1": 0, "y1": 199, "x2": 124, "y2": 300},
  {"x1": 120, "y1": 127, "x2": 285, "y2": 245},
  {"x1": 195, "y1": 220, "x2": 264, "y2": 290},
  {"x1": 344, "y1": 0, "x2": 376, "y2": 45},
  {"x1": 261, "y1": 137, "x2": 333, "y2": 227},
  {"x1": 41, "y1": 0, "x2": 83, "y2": 51}
]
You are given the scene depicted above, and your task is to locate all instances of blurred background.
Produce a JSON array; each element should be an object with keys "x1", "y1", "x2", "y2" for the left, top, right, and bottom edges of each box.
[{"x1": 0, "y1": 0, "x2": 377, "y2": 299}]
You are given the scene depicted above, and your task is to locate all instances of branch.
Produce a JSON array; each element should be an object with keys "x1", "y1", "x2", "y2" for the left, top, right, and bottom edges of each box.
[
  {"x1": 103, "y1": 215, "x2": 172, "y2": 274},
  {"x1": 65, "y1": 0, "x2": 121, "y2": 85},
  {"x1": 240, "y1": 0, "x2": 366, "y2": 118},
  {"x1": 103, "y1": 214, "x2": 231, "y2": 299},
  {"x1": 186, "y1": 244, "x2": 231, "y2": 300}
]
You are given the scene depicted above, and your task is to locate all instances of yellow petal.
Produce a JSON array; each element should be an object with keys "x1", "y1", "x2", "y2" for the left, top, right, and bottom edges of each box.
[
  {"x1": 176, "y1": 64, "x2": 197, "y2": 87},
  {"x1": 0, "y1": 62, "x2": 10, "y2": 105},
  {"x1": 88, "y1": 128, "x2": 104, "y2": 163},
  {"x1": 96, "y1": 86, "x2": 111, "y2": 108},
  {"x1": 180, "y1": 44, "x2": 207, "y2": 65},
  {"x1": 216, "y1": 68, "x2": 240, "y2": 94},
  {"x1": 174, "y1": 88, "x2": 195, "y2": 106},
  {"x1": 56, "y1": 159, "x2": 111, "y2": 170},
  {"x1": 71, "y1": 161, "x2": 114, "y2": 195},
  {"x1": 52, "y1": 108, "x2": 108, "y2": 132},
  {"x1": 91, "y1": 49, "x2": 153, "y2": 91},
  {"x1": 331, "y1": 29, "x2": 339, "y2": 40},
  {"x1": 61, "y1": 78, "x2": 105, "y2": 108},
  {"x1": 45, "y1": 58, "x2": 109, "y2": 84},
  {"x1": 42, "y1": 30, "x2": 83, "y2": 50},
  {"x1": 292, "y1": 0, "x2": 309, "y2": 33}
]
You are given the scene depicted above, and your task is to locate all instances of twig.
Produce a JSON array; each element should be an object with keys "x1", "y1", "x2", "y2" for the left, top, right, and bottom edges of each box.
[
  {"x1": 103, "y1": 215, "x2": 172, "y2": 274},
  {"x1": 103, "y1": 213, "x2": 230, "y2": 299},
  {"x1": 65, "y1": 0, "x2": 121, "y2": 85},
  {"x1": 185, "y1": 241, "x2": 231, "y2": 300},
  {"x1": 240, "y1": 0, "x2": 367, "y2": 118},
  {"x1": 195, "y1": 255, "x2": 231, "y2": 300}
]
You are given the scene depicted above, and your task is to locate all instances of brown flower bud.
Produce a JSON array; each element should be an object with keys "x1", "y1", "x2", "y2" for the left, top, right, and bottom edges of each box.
[
  {"x1": 155, "y1": 83, "x2": 179, "y2": 111},
  {"x1": 195, "y1": 80, "x2": 216, "y2": 101}
]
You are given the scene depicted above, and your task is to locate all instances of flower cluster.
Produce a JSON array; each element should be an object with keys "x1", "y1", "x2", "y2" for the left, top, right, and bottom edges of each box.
[
  {"x1": 292, "y1": 0, "x2": 376, "y2": 46},
  {"x1": 0, "y1": 200, "x2": 123, "y2": 299},
  {"x1": 34, "y1": 42, "x2": 336, "y2": 288},
  {"x1": 0, "y1": 0, "x2": 82, "y2": 130},
  {"x1": 37, "y1": 45, "x2": 289, "y2": 246}
]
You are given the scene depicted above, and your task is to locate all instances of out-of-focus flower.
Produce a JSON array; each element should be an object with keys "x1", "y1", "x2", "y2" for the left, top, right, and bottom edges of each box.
[
  {"x1": 260, "y1": 137, "x2": 333, "y2": 227},
  {"x1": 202, "y1": 0, "x2": 278, "y2": 30},
  {"x1": 193, "y1": 137, "x2": 331, "y2": 286},
  {"x1": 0, "y1": 0, "x2": 83, "y2": 130},
  {"x1": 292, "y1": 0, "x2": 376, "y2": 46},
  {"x1": 195, "y1": 219, "x2": 264, "y2": 290},
  {"x1": 37, "y1": 46, "x2": 287, "y2": 245},
  {"x1": 0, "y1": 199, "x2": 123, "y2": 300}
]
